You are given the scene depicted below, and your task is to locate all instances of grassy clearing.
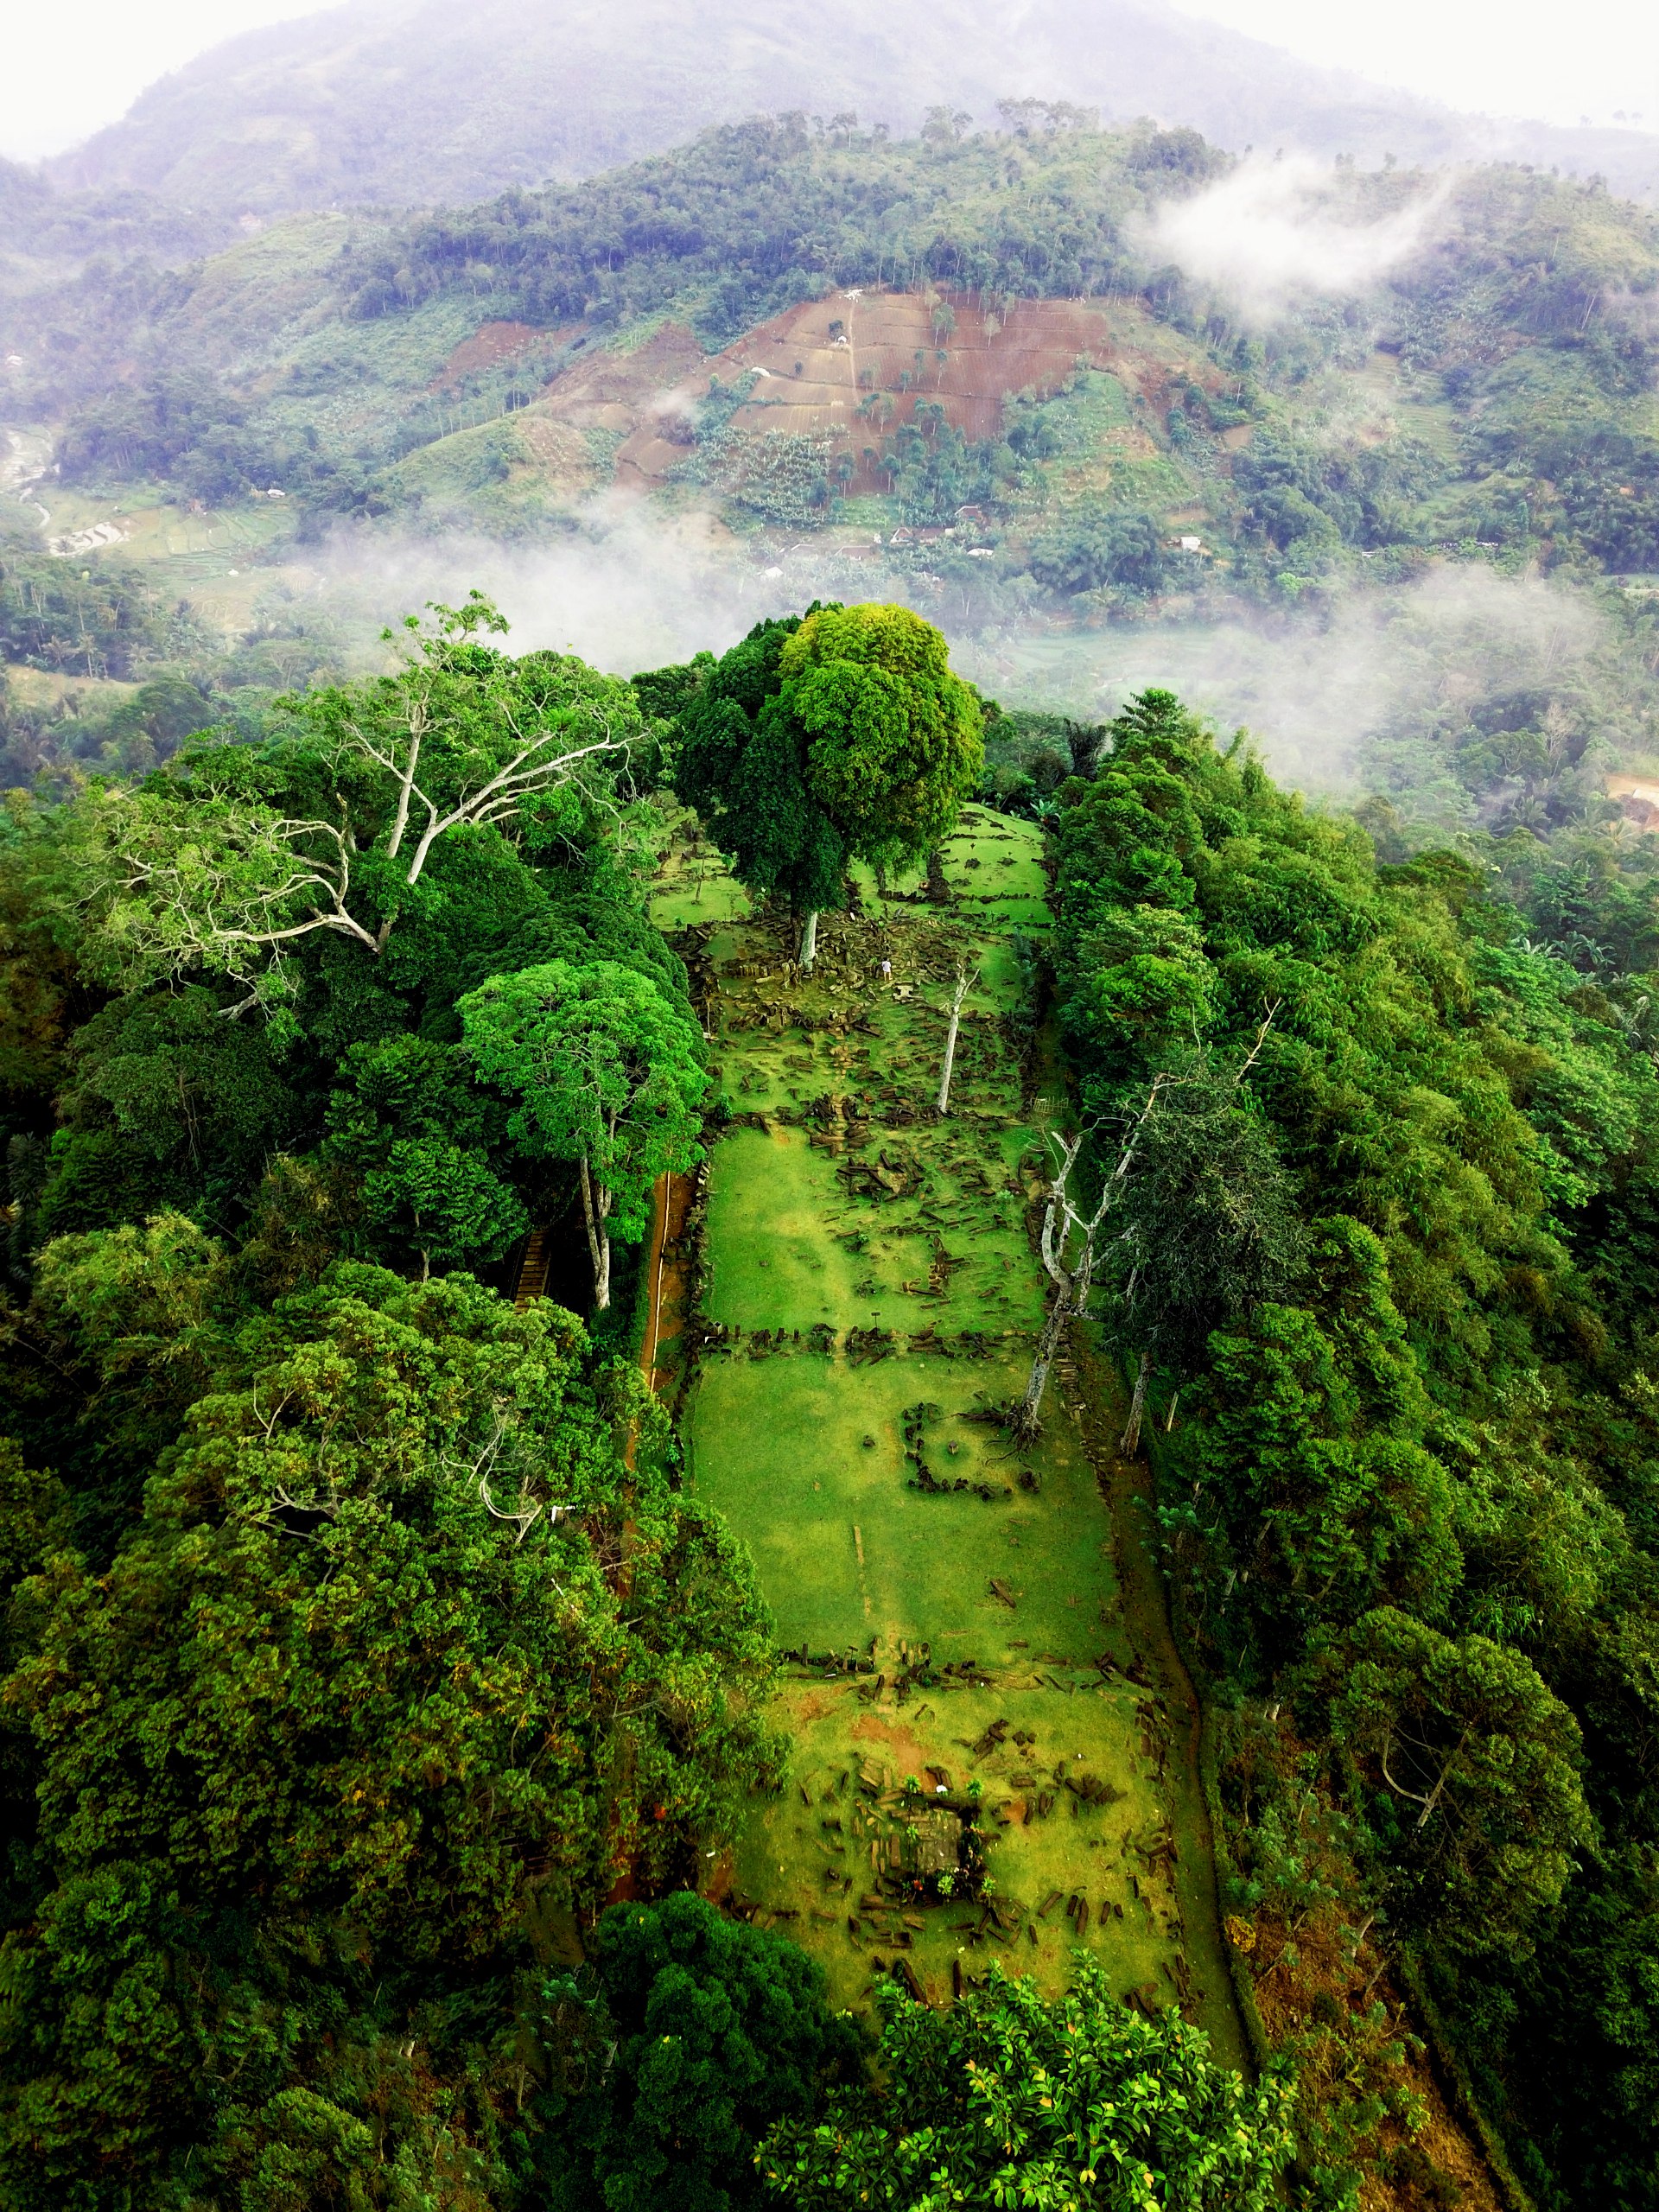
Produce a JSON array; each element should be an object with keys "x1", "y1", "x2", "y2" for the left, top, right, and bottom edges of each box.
[
  {"x1": 664, "y1": 804, "x2": 1243, "y2": 2052},
  {"x1": 647, "y1": 829, "x2": 754, "y2": 931},
  {"x1": 732, "y1": 1676, "x2": 1187, "y2": 2014}
]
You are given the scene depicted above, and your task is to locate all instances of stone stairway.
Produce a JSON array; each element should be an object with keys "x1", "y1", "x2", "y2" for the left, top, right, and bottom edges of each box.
[{"x1": 512, "y1": 1228, "x2": 550, "y2": 1310}]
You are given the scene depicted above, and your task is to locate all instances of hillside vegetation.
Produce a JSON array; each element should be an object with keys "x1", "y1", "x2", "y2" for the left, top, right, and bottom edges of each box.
[
  {"x1": 8, "y1": 115, "x2": 1659, "y2": 843},
  {"x1": 5, "y1": 581, "x2": 1659, "y2": 2209},
  {"x1": 10, "y1": 119, "x2": 1659, "y2": 579},
  {"x1": 5, "y1": 105, "x2": 1659, "y2": 2212}
]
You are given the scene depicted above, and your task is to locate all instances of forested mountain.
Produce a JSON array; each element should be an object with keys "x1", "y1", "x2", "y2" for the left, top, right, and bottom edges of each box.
[
  {"x1": 7, "y1": 114, "x2": 1659, "y2": 829},
  {"x1": 5, "y1": 92, "x2": 1659, "y2": 2212},
  {"x1": 16, "y1": 116, "x2": 1659, "y2": 561},
  {"x1": 41, "y1": 0, "x2": 1659, "y2": 217}
]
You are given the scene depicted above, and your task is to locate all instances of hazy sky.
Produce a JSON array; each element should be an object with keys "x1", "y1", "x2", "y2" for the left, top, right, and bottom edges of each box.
[
  {"x1": 4, "y1": 0, "x2": 327, "y2": 162},
  {"x1": 2, "y1": 0, "x2": 1656, "y2": 164},
  {"x1": 1171, "y1": 0, "x2": 1659, "y2": 135}
]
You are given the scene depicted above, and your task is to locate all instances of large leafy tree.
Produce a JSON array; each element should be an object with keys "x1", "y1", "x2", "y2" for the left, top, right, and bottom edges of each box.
[
  {"x1": 671, "y1": 610, "x2": 845, "y2": 950},
  {"x1": 0, "y1": 1246, "x2": 776, "y2": 2208},
  {"x1": 322, "y1": 1033, "x2": 528, "y2": 1276},
  {"x1": 62, "y1": 595, "x2": 642, "y2": 1021},
  {"x1": 759, "y1": 1961, "x2": 1291, "y2": 2210},
  {"x1": 673, "y1": 602, "x2": 982, "y2": 966},
  {"x1": 461, "y1": 958, "x2": 708, "y2": 1308},
  {"x1": 539, "y1": 1891, "x2": 861, "y2": 2212},
  {"x1": 1334, "y1": 1605, "x2": 1592, "y2": 1958}
]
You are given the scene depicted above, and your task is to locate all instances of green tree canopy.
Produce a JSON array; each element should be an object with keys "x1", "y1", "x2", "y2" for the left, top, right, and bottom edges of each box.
[
  {"x1": 1170, "y1": 1229, "x2": 1465, "y2": 1677},
  {"x1": 1028, "y1": 505, "x2": 1176, "y2": 600},
  {"x1": 1334, "y1": 1605, "x2": 1592, "y2": 1957},
  {"x1": 322, "y1": 1033, "x2": 528, "y2": 1276},
  {"x1": 1105, "y1": 1052, "x2": 1305, "y2": 1395},
  {"x1": 540, "y1": 1891, "x2": 861, "y2": 2212},
  {"x1": 779, "y1": 602, "x2": 983, "y2": 868},
  {"x1": 461, "y1": 957, "x2": 708, "y2": 1308},
  {"x1": 61, "y1": 595, "x2": 643, "y2": 1021},
  {"x1": 673, "y1": 610, "x2": 847, "y2": 924},
  {"x1": 759, "y1": 1960, "x2": 1291, "y2": 2211},
  {"x1": 674, "y1": 603, "x2": 982, "y2": 962},
  {"x1": 1045, "y1": 683, "x2": 1659, "y2": 2202},
  {"x1": 0, "y1": 1249, "x2": 776, "y2": 2206}
]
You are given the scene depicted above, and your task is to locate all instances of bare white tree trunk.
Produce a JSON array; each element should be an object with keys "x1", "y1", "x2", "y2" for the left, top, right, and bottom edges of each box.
[
  {"x1": 1016, "y1": 1291, "x2": 1071, "y2": 1438},
  {"x1": 1015, "y1": 1077, "x2": 1173, "y2": 1442},
  {"x1": 579, "y1": 1155, "x2": 613, "y2": 1312},
  {"x1": 936, "y1": 963, "x2": 975, "y2": 1116},
  {"x1": 799, "y1": 908, "x2": 819, "y2": 969},
  {"x1": 1120, "y1": 1350, "x2": 1152, "y2": 1455},
  {"x1": 384, "y1": 695, "x2": 429, "y2": 859}
]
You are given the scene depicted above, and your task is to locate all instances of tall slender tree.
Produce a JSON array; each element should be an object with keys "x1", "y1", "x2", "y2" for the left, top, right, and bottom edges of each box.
[{"x1": 461, "y1": 959, "x2": 707, "y2": 1309}]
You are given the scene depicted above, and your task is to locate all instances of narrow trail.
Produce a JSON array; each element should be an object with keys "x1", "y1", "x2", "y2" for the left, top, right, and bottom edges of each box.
[
  {"x1": 639, "y1": 1167, "x2": 694, "y2": 1394},
  {"x1": 1072, "y1": 1331, "x2": 1248, "y2": 2069},
  {"x1": 3, "y1": 426, "x2": 136, "y2": 554},
  {"x1": 511, "y1": 1227, "x2": 549, "y2": 1310},
  {"x1": 3, "y1": 429, "x2": 52, "y2": 534}
]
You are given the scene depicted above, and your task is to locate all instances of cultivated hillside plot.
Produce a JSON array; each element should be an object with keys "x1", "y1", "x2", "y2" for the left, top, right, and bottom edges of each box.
[
  {"x1": 603, "y1": 289, "x2": 1224, "y2": 498},
  {"x1": 655, "y1": 808, "x2": 1243, "y2": 2054}
]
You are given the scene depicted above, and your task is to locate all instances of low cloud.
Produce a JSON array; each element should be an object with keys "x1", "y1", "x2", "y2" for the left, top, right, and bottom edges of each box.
[
  {"x1": 287, "y1": 512, "x2": 1617, "y2": 840},
  {"x1": 298, "y1": 496, "x2": 953, "y2": 677},
  {"x1": 1136, "y1": 156, "x2": 1450, "y2": 321},
  {"x1": 972, "y1": 564, "x2": 1611, "y2": 813}
]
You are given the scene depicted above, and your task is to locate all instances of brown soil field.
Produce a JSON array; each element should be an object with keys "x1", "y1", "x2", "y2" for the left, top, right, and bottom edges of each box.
[
  {"x1": 512, "y1": 415, "x2": 607, "y2": 498},
  {"x1": 725, "y1": 291, "x2": 1166, "y2": 437},
  {"x1": 435, "y1": 319, "x2": 575, "y2": 386},
  {"x1": 633, "y1": 290, "x2": 1219, "y2": 495},
  {"x1": 1608, "y1": 771, "x2": 1659, "y2": 825},
  {"x1": 515, "y1": 321, "x2": 708, "y2": 489},
  {"x1": 504, "y1": 290, "x2": 1222, "y2": 502}
]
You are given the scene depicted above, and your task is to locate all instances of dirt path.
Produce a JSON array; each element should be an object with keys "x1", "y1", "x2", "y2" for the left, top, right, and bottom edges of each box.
[
  {"x1": 639, "y1": 1167, "x2": 694, "y2": 1393},
  {"x1": 1072, "y1": 1331, "x2": 1248, "y2": 2069},
  {"x1": 3, "y1": 429, "x2": 52, "y2": 533}
]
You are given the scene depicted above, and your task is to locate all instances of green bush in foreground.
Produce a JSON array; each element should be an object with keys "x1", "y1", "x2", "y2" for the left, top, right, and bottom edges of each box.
[
  {"x1": 539, "y1": 1891, "x2": 861, "y2": 2212},
  {"x1": 759, "y1": 1960, "x2": 1292, "y2": 2211}
]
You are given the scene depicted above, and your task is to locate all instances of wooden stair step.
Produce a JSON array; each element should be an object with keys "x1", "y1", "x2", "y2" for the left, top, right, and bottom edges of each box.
[{"x1": 513, "y1": 1229, "x2": 550, "y2": 1310}]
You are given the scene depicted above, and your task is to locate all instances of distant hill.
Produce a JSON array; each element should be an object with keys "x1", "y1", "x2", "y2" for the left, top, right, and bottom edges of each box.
[
  {"x1": 45, "y1": 0, "x2": 1659, "y2": 216},
  {"x1": 0, "y1": 156, "x2": 226, "y2": 287},
  {"x1": 19, "y1": 115, "x2": 1658, "y2": 597}
]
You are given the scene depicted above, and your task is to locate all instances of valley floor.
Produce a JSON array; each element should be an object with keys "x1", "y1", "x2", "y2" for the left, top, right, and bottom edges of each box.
[{"x1": 650, "y1": 808, "x2": 1246, "y2": 2061}]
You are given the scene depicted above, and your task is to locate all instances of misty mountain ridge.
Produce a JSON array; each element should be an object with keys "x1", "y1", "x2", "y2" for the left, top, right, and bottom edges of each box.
[{"x1": 42, "y1": 0, "x2": 1659, "y2": 218}]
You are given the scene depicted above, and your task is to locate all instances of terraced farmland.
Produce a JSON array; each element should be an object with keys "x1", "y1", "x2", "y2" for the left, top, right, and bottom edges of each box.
[{"x1": 652, "y1": 805, "x2": 1246, "y2": 2059}]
